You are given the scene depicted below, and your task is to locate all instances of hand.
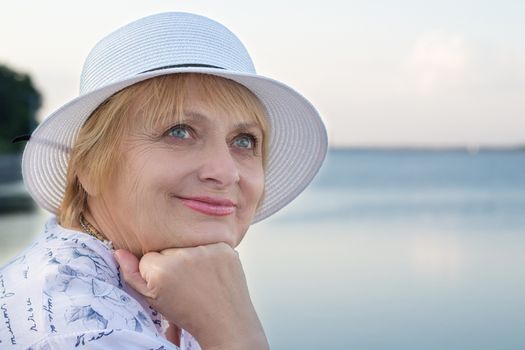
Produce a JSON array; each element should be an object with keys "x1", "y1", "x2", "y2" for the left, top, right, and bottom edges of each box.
[{"x1": 114, "y1": 243, "x2": 269, "y2": 350}]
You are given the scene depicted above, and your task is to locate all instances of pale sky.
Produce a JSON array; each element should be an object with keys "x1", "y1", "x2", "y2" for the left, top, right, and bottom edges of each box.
[{"x1": 1, "y1": 0, "x2": 524, "y2": 147}]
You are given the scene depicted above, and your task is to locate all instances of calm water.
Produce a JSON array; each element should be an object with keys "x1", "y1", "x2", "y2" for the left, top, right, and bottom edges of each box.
[{"x1": 1, "y1": 150, "x2": 525, "y2": 349}]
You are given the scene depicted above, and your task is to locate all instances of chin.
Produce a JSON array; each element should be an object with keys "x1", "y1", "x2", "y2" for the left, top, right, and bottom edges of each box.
[{"x1": 180, "y1": 221, "x2": 241, "y2": 248}]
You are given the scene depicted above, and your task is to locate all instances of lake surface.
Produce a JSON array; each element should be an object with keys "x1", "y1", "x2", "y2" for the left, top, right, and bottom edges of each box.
[{"x1": 1, "y1": 149, "x2": 524, "y2": 349}]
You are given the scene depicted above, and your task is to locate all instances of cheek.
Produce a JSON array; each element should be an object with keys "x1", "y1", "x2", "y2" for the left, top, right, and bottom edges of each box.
[
  {"x1": 114, "y1": 155, "x2": 186, "y2": 241},
  {"x1": 242, "y1": 164, "x2": 265, "y2": 210},
  {"x1": 254, "y1": 172, "x2": 265, "y2": 202},
  {"x1": 125, "y1": 147, "x2": 190, "y2": 191},
  {"x1": 113, "y1": 150, "x2": 177, "y2": 217}
]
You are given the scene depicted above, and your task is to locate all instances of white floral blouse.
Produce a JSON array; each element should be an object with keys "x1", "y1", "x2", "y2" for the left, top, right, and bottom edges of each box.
[{"x1": 0, "y1": 217, "x2": 201, "y2": 349}]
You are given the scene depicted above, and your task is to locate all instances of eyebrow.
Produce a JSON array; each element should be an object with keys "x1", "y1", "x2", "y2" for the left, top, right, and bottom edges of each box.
[{"x1": 183, "y1": 110, "x2": 262, "y2": 132}]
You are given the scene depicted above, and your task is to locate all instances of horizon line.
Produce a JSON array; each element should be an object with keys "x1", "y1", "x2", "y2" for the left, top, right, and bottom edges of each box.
[{"x1": 329, "y1": 144, "x2": 525, "y2": 152}]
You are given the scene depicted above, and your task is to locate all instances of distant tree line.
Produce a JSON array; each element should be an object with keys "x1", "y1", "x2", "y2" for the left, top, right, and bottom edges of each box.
[{"x1": 0, "y1": 64, "x2": 41, "y2": 154}]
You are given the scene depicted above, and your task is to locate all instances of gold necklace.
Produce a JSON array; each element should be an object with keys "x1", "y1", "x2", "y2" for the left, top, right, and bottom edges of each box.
[{"x1": 79, "y1": 213, "x2": 114, "y2": 250}]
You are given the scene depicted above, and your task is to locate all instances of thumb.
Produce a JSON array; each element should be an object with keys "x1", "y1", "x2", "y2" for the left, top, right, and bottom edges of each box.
[{"x1": 114, "y1": 249, "x2": 154, "y2": 298}]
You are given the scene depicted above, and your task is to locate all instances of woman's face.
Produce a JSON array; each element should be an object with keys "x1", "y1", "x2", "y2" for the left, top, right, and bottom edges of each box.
[{"x1": 87, "y1": 79, "x2": 265, "y2": 254}]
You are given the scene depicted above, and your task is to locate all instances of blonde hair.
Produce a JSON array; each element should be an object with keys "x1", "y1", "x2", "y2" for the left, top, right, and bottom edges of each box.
[{"x1": 59, "y1": 73, "x2": 269, "y2": 227}]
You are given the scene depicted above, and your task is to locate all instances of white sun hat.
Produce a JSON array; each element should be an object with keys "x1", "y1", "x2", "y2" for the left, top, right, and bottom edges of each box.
[{"x1": 21, "y1": 12, "x2": 328, "y2": 223}]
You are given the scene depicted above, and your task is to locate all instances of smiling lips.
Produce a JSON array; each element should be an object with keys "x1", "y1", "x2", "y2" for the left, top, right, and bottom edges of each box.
[{"x1": 178, "y1": 196, "x2": 236, "y2": 216}]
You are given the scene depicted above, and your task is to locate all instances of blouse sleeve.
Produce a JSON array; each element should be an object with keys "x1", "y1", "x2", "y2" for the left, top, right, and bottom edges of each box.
[
  {"x1": 29, "y1": 238, "x2": 181, "y2": 349},
  {"x1": 27, "y1": 328, "x2": 179, "y2": 349}
]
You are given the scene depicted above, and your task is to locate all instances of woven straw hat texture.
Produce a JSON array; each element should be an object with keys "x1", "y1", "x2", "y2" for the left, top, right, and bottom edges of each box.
[{"x1": 22, "y1": 12, "x2": 328, "y2": 223}]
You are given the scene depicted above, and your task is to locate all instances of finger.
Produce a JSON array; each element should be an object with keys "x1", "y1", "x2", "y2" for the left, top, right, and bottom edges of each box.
[{"x1": 114, "y1": 249, "x2": 154, "y2": 298}]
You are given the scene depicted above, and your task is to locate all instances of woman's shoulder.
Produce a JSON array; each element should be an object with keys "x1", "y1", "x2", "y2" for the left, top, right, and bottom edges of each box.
[
  {"x1": 41, "y1": 217, "x2": 119, "y2": 285},
  {"x1": 1, "y1": 216, "x2": 118, "y2": 287},
  {"x1": 0, "y1": 216, "x2": 168, "y2": 348}
]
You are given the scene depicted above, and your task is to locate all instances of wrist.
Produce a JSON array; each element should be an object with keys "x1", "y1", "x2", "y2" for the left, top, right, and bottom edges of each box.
[
  {"x1": 204, "y1": 333, "x2": 269, "y2": 350},
  {"x1": 198, "y1": 320, "x2": 270, "y2": 350}
]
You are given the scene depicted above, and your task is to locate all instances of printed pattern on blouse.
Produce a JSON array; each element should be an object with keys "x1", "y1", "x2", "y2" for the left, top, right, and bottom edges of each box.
[{"x1": 0, "y1": 217, "x2": 201, "y2": 349}]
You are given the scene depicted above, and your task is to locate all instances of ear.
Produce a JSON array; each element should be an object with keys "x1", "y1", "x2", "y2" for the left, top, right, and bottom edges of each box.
[{"x1": 76, "y1": 167, "x2": 97, "y2": 196}]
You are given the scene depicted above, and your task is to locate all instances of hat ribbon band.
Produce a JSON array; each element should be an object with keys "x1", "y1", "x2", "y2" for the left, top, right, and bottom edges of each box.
[
  {"x1": 141, "y1": 63, "x2": 225, "y2": 74},
  {"x1": 12, "y1": 134, "x2": 31, "y2": 143}
]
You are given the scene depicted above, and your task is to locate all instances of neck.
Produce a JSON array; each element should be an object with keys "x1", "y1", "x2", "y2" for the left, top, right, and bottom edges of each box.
[
  {"x1": 77, "y1": 211, "x2": 112, "y2": 248},
  {"x1": 84, "y1": 197, "x2": 143, "y2": 257}
]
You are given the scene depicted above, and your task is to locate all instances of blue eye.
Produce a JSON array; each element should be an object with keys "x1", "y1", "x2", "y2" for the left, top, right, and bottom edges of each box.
[
  {"x1": 234, "y1": 134, "x2": 256, "y2": 149},
  {"x1": 168, "y1": 125, "x2": 191, "y2": 139}
]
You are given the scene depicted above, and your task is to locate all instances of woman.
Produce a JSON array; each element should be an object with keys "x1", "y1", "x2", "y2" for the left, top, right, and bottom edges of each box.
[{"x1": 0, "y1": 12, "x2": 327, "y2": 349}]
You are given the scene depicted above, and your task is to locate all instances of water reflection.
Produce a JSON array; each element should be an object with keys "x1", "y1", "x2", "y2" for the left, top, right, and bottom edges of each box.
[
  {"x1": 240, "y1": 220, "x2": 525, "y2": 349},
  {"x1": 410, "y1": 231, "x2": 463, "y2": 281},
  {"x1": 2, "y1": 150, "x2": 525, "y2": 349}
]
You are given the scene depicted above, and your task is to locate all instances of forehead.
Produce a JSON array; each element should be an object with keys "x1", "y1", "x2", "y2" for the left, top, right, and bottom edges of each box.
[{"x1": 127, "y1": 74, "x2": 267, "y2": 132}]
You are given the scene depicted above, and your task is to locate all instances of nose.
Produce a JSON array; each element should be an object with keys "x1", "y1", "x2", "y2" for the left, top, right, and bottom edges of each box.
[{"x1": 198, "y1": 143, "x2": 240, "y2": 188}]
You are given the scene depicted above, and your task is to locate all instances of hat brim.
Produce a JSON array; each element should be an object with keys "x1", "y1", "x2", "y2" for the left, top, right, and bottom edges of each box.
[{"x1": 22, "y1": 67, "x2": 328, "y2": 223}]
